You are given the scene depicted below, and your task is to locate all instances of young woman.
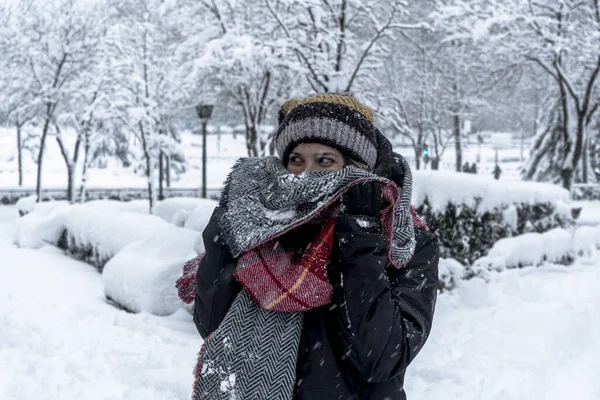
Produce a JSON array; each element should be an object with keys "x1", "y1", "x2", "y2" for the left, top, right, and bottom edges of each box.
[{"x1": 181, "y1": 94, "x2": 439, "y2": 400}]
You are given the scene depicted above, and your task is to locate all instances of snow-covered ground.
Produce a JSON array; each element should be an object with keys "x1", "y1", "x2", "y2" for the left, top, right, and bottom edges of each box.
[
  {"x1": 2, "y1": 205, "x2": 600, "y2": 400},
  {"x1": 0, "y1": 206, "x2": 202, "y2": 400}
]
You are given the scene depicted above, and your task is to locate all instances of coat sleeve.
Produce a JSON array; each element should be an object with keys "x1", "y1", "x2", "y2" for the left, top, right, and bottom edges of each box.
[
  {"x1": 193, "y1": 208, "x2": 242, "y2": 339},
  {"x1": 330, "y1": 214, "x2": 439, "y2": 383}
]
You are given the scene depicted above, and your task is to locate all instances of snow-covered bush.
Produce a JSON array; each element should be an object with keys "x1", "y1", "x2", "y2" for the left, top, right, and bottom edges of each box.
[
  {"x1": 152, "y1": 197, "x2": 217, "y2": 229},
  {"x1": 467, "y1": 226, "x2": 600, "y2": 279},
  {"x1": 182, "y1": 200, "x2": 218, "y2": 232},
  {"x1": 437, "y1": 258, "x2": 466, "y2": 291},
  {"x1": 152, "y1": 197, "x2": 202, "y2": 226},
  {"x1": 13, "y1": 201, "x2": 70, "y2": 248},
  {"x1": 15, "y1": 195, "x2": 38, "y2": 216},
  {"x1": 102, "y1": 226, "x2": 199, "y2": 315},
  {"x1": 412, "y1": 171, "x2": 573, "y2": 265},
  {"x1": 59, "y1": 204, "x2": 174, "y2": 272}
]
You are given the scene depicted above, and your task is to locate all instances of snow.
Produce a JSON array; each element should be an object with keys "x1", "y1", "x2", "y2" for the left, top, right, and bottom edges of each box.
[
  {"x1": 182, "y1": 199, "x2": 218, "y2": 232},
  {"x1": 405, "y1": 262, "x2": 600, "y2": 400},
  {"x1": 151, "y1": 197, "x2": 205, "y2": 226},
  {"x1": 0, "y1": 206, "x2": 202, "y2": 400},
  {"x1": 12, "y1": 201, "x2": 70, "y2": 248},
  {"x1": 412, "y1": 170, "x2": 570, "y2": 212},
  {"x1": 12, "y1": 199, "x2": 208, "y2": 315},
  {"x1": 438, "y1": 258, "x2": 466, "y2": 290},
  {"x1": 150, "y1": 197, "x2": 218, "y2": 231},
  {"x1": 472, "y1": 226, "x2": 600, "y2": 272},
  {"x1": 2, "y1": 205, "x2": 600, "y2": 399},
  {"x1": 572, "y1": 200, "x2": 600, "y2": 227},
  {"x1": 63, "y1": 205, "x2": 170, "y2": 264},
  {"x1": 102, "y1": 225, "x2": 198, "y2": 316}
]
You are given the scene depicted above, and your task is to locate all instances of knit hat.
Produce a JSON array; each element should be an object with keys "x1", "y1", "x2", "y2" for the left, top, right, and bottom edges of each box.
[{"x1": 275, "y1": 93, "x2": 379, "y2": 170}]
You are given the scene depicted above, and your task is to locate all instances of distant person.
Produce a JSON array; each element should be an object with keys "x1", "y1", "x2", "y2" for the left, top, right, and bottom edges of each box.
[
  {"x1": 178, "y1": 93, "x2": 439, "y2": 400},
  {"x1": 471, "y1": 163, "x2": 478, "y2": 174},
  {"x1": 462, "y1": 162, "x2": 470, "y2": 173}
]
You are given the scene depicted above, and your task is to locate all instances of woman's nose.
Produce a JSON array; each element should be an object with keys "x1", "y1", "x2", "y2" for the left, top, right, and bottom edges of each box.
[{"x1": 303, "y1": 162, "x2": 318, "y2": 172}]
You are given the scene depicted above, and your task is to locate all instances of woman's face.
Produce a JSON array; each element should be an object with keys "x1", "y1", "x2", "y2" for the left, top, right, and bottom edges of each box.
[{"x1": 286, "y1": 143, "x2": 345, "y2": 174}]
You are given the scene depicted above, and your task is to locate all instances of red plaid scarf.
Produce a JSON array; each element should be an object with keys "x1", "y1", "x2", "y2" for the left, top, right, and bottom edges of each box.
[{"x1": 235, "y1": 219, "x2": 336, "y2": 312}]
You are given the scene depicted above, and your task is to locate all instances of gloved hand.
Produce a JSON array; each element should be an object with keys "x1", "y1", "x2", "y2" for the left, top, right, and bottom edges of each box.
[{"x1": 341, "y1": 182, "x2": 382, "y2": 218}]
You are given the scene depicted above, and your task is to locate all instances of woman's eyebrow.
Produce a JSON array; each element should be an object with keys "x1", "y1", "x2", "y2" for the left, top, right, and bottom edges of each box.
[{"x1": 315, "y1": 152, "x2": 338, "y2": 157}]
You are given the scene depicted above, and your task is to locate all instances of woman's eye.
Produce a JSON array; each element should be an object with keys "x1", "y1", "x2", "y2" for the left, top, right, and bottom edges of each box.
[
  {"x1": 290, "y1": 156, "x2": 303, "y2": 164},
  {"x1": 319, "y1": 157, "x2": 335, "y2": 166}
]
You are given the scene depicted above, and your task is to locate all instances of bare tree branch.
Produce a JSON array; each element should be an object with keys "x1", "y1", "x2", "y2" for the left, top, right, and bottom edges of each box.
[{"x1": 264, "y1": 0, "x2": 329, "y2": 92}]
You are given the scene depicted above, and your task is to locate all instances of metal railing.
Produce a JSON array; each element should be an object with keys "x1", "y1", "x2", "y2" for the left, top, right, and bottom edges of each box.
[{"x1": 0, "y1": 187, "x2": 223, "y2": 205}]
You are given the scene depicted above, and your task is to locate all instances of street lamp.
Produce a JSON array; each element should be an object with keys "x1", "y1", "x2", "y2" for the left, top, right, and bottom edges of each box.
[{"x1": 196, "y1": 104, "x2": 214, "y2": 199}]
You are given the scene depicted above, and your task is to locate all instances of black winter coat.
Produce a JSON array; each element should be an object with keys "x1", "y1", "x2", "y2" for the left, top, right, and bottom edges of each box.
[{"x1": 193, "y1": 210, "x2": 439, "y2": 400}]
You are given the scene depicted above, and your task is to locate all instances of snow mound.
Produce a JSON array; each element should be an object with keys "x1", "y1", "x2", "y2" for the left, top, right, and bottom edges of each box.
[
  {"x1": 573, "y1": 200, "x2": 600, "y2": 227},
  {"x1": 152, "y1": 197, "x2": 217, "y2": 228},
  {"x1": 152, "y1": 197, "x2": 203, "y2": 226},
  {"x1": 102, "y1": 226, "x2": 199, "y2": 315},
  {"x1": 182, "y1": 200, "x2": 218, "y2": 232},
  {"x1": 13, "y1": 201, "x2": 70, "y2": 248},
  {"x1": 82, "y1": 199, "x2": 150, "y2": 214},
  {"x1": 472, "y1": 226, "x2": 600, "y2": 272},
  {"x1": 412, "y1": 171, "x2": 570, "y2": 212},
  {"x1": 63, "y1": 204, "x2": 170, "y2": 270},
  {"x1": 15, "y1": 195, "x2": 38, "y2": 216},
  {"x1": 438, "y1": 258, "x2": 466, "y2": 290}
]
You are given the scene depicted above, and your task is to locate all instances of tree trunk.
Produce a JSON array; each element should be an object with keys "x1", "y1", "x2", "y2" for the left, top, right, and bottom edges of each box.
[
  {"x1": 166, "y1": 156, "x2": 171, "y2": 188},
  {"x1": 79, "y1": 131, "x2": 91, "y2": 203},
  {"x1": 67, "y1": 166, "x2": 75, "y2": 203},
  {"x1": 572, "y1": 115, "x2": 586, "y2": 184},
  {"x1": 582, "y1": 129, "x2": 589, "y2": 184},
  {"x1": 415, "y1": 126, "x2": 423, "y2": 170},
  {"x1": 202, "y1": 120, "x2": 208, "y2": 198},
  {"x1": 139, "y1": 121, "x2": 154, "y2": 213},
  {"x1": 158, "y1": 150, "x2": 165, "y2": 200},
  {"x1": 561, "y1": 168, "x2": 573, "y2": 191},
  {"x1": 557, "y1": 79, "x2": 572, "y2": 190},
  {"x1": 16, "y1": 122, "x2": 23, "y2": 187},
  {"x1": 454, "y1": 113, "x2": 462, "y2": 172},
  {"x1": 432, "y1": 127, "x2": 441, "y2": 171},
  {"x1": 246, "y1": 124, "x2": 258, "y2": 157},
  {"x1": 413, "y1": 146, "x2": 421, "y2": 170},
  {"x1": 55, "y1": 125, "x2": 82, "y2": 203},
  {"x1": 36, "y1": 104, "x2": 54, "y2": 202}
]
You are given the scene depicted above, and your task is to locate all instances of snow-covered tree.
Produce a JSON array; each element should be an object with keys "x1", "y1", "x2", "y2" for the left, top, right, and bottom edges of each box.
[
  {"x1": 2, "y1": 0, "x2": 107, "y2": 200},
  {"x1": 264, "y1": 0, "x2": 427, "y2": 94},
  {"x1": 436, "y1": 0, "x2": 600, "y2": 188},
  {"x1": 106, "y1": 0, "x2": 184, "y2": 210},
  {"x1": 175, "y1": 0, "x2": 297, "y2": 157}
]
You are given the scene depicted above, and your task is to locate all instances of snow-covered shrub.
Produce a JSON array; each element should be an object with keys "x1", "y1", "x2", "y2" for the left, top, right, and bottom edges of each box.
[
  {"x1": 102, "y1": 226, "x2": 198, "y2": 315},
  {"x1": 13, "y1": 201, "x2": 70, "y2": 248},
  {"x1": 152, "y1": 197, "x2": 202, "y2": 225},
  {"x1": 59, "y1": 204, "x2": 171, "y2": 272},
  {"x1": 182, "y1": 200, "x2": 218, "y2": 232},
  {"x1": 15, "y1": 195, "x2": 38, "y2": 216},
  {"x1": 437, "y1": 258, "x2": 466, "y2": 291},
  {"x1": 412, "y1": 171, "x2": 573, "y2": 265},
  {"x1": 467, "y1": 226, "x2": 600, "y2": 279},
  {"x1": 152, "y1": 197, "x2": 217, "y2": 228}
]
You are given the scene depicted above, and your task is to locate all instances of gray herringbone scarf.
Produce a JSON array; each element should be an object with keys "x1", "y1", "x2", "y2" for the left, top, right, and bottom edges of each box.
[{"x1": 194, "y1": 156, "x2": 416, "y2": 400}]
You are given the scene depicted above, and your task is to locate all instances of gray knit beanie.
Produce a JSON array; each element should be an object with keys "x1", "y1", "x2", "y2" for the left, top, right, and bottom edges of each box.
[{"x1": 275, "y1": 94, "x2": 379, "y2": 170}]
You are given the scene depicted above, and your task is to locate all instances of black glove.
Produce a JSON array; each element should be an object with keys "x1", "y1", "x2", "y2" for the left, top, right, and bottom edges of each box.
[{"x1": 341, "y1": 182, "x2": 382, "y2": 218}]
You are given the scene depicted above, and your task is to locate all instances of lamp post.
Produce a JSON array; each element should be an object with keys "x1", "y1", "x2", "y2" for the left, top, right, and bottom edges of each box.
[{"x1": 196, "y1": 104, "x2": 214, "y2": 198}]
